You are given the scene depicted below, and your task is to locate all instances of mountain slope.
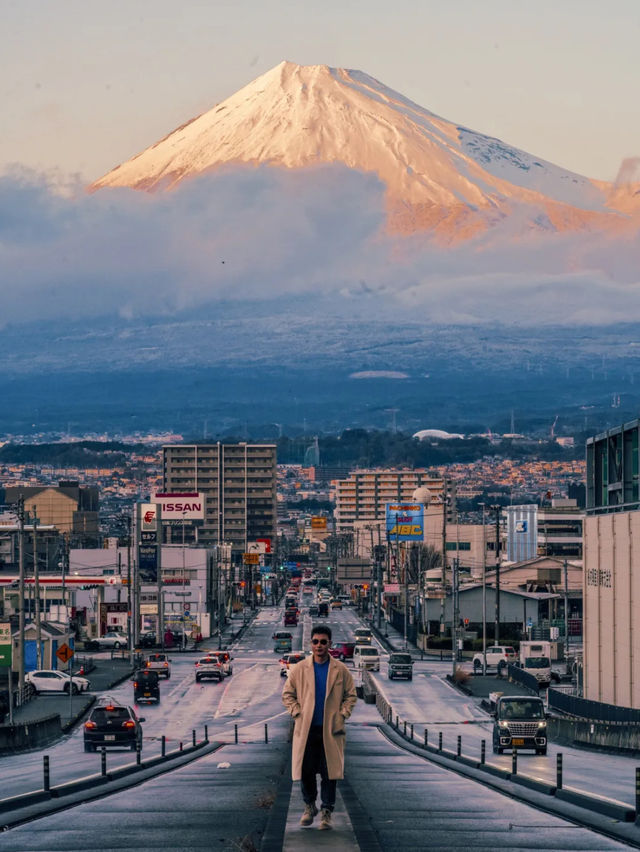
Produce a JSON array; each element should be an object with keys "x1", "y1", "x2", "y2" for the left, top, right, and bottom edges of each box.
[{"x1": 91, "y1": 61, "x2": 640, "y2": 240}]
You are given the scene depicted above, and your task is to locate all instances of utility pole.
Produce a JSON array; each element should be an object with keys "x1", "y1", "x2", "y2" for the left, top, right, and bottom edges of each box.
[
  {"x1": 452, "y1": 557, "x2": 460, "y2": 676},
  {"x1": 563, "y1": 558, "x2": 570, "y2": 674},
  {"x1": 33, "y1": 506, "x2": 43, "y2": 670},
  {"x1": 16, "y1": 498, "x2": 25, "y2": 693},
  {"x1": 480, "y1": 503, "x2": 487, "y2": 675},
  {"x1": 126, "y1": 514, "x2": 132, "y2": 655},
  {"x1": 440, "y1": 481, "x2": 448, "y2": 641},
  {"x1": 492, "y1": 505, "x2": 501, "y2": 645}
]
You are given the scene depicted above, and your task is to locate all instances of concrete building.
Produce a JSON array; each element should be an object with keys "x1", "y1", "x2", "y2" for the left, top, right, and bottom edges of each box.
[
  {"x1": 162, "y1": 443, "x2": 277, "y2": 555},
  {"x1": 3, "y1": 482, "x2": 99, "y2": 546},
  {"x1": 506, "y1": 500, "x2": 584, "y2": 563},
  {"x1": 334, "y1": 469, "x2": 446, "y2": 532},
  {"x1": 584, "y1": 420, "x2": 640, "y2": 707}
]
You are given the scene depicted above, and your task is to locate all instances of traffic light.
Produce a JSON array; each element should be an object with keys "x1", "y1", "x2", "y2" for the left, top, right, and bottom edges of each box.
[
  {"x1": 240, "y1": 581, "x2": 246, "y2": 588},
  {"x1": 363, "y1": 584, "x2": 369, "y2": 591}
]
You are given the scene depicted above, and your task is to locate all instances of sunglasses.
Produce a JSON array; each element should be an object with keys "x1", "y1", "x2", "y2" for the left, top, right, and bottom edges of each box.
[{"x1": 311, "y1": 638, "x2": 329, "y2": 645}]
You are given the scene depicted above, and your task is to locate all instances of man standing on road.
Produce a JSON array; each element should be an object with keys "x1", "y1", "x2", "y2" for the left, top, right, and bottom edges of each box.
[{"x1": 282, "y1": 623, "x2": 357, "y2": 831}]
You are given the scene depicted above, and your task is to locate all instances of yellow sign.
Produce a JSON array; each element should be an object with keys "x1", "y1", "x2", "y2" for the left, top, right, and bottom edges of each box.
[
  {"x1": 243, "y1": 553, "x2": 260, "y2": 565},
  {"x1": 56, "y1": 642, "x2": 74, "y2": 664},
  {"x1": 311, "y1": 517, "x2": 327, "y2": 530}
]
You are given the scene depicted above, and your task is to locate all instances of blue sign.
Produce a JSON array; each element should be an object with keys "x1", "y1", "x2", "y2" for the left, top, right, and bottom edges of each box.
[
  {"x1": 386, "y1": 503, "x2": 425, "y2": 541},
  {"x1": 183, "y1": 610, "x2": 190, "y2": 618},
  {"x1": 515, "y1": 520, "x2": 528, "y2": 533}
]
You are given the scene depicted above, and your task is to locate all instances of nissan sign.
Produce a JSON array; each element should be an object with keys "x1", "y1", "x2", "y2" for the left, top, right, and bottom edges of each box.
[{"x1": 153, "y1": 493, "x2": 205, "y2": 521}]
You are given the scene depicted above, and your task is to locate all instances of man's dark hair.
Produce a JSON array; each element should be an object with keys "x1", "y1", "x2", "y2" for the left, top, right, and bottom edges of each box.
[{"x1": 311, "y1": 623, "x2": 332, "y2": 640}]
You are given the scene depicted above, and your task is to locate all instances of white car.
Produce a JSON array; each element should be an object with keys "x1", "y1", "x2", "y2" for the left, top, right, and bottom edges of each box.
[
  {"x1": 353, "y1": 644, "x2": 380, "y2": 671},
  {"x1": 472, "y1": 645, "x2": 518, "y2": 672},
  {"x1": 26, "y1": 669, "x2": 90, "y2": 694},
  {"x1": 86, "y1": 631, "x2": 128, "y2": 650}
]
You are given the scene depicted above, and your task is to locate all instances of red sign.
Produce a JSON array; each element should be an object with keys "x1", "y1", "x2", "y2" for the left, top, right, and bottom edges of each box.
[{"x1": 257, "y1": 537, "x2": 272, "y2": 553}]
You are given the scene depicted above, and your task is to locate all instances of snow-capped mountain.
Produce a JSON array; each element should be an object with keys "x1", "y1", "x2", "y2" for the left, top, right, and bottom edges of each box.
[{"x1": 91, "y1": 61, "x2": 639, "y2": 240}]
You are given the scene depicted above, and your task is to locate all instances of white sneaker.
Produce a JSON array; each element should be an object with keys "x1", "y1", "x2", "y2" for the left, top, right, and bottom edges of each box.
[
  {"x1": 300, "y1": 803, "x2": 318, "y2": 826},
  {"x1": 318, "y1": 808, "x2": 332, "y2": 830}
]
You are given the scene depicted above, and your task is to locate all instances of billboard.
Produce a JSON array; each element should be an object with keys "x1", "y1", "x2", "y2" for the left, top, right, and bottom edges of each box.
[
  {"x1": 153, "y1": 493, "x2": 205, "y2": 521},
  {"x1": 386, "y1": 503, "x2": 425, "y2": 541},
  {"x1": 140, "y1": 503, "x2": 158, "y2": 532},
  {"x1": 311, "y1": 516, "x2": 327, "y2": 530}
]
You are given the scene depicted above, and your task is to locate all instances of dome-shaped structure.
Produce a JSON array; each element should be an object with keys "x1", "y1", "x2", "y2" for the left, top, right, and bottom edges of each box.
[
  {"x1": 413, "y1": 429, "x2": 464, "y2": 441},
  {"x1": 412, "y1": 486, "x2": 432, "y2": 505}
]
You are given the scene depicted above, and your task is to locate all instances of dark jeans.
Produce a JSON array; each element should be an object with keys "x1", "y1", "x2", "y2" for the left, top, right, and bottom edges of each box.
[{"x1": 301, "y1": 725, "x2": 336, "y2": 811}]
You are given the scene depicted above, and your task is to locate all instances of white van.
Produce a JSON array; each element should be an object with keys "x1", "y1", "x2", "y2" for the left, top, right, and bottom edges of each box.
[{"x1": 353, "y1": 644, "x2": 380, "y2": 671}]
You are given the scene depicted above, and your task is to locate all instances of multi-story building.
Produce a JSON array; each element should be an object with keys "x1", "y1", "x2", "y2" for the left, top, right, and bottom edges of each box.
[
  {"x1": 3, "y1": 481, "x2": 99, "y2": 546},
  {"x1": 334, "y1": 469, "x2": 447, "y2": 532},
  {"x1": 584, "y1": 420, "x2": 640, "y2": 707},
  {"x1": 162, "y1": 443, "x2": 277, "y2": 555},
  {"x1": 506, "y1": 500, "x2": 584, "y2": 563}
]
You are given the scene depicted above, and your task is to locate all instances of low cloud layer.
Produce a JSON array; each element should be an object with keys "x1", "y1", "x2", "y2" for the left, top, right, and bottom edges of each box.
[{"x1": 0, "y1": 164, "x2": 639, "y2": 327}]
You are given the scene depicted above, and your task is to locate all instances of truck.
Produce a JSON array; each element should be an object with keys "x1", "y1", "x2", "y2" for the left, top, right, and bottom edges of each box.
[
  {"x1": 492, "y1": 694, "x2": 548, "y2": 755},
  {"x1": 518, "y1": 641, "x2": 552, "y2": 686}
]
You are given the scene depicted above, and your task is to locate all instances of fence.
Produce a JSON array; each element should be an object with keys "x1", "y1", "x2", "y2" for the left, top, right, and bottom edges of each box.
[
  {"x1": 548, "y1": 688, "x2": 640, "y2": 724},
  {"x1": 507, "y1": 664, "x2": 541, "y2": 695}
]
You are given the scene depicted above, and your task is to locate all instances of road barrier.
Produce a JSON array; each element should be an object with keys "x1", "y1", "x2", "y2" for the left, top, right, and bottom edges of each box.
[{"x1": 367, "y1": 675, "x2": 638, "y2": 824}]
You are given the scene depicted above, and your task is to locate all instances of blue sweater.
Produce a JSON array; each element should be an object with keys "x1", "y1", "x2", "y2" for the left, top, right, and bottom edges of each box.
[{"x1": 311, "y1": 659, "x2": 330, "y2": 726}]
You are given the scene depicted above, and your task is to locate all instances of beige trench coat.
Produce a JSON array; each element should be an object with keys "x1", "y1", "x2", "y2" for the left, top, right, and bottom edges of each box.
[{"x1": 282, "y1": 655, "x2": 357, "y2": 781}]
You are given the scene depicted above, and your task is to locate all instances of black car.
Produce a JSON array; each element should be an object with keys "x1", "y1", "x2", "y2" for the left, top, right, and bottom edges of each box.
[
  {"x1": 139, "y1": 632, "x2": 157, "y2": 648},
  {"x1": 133, "y1": 668, "x2": 160, "y2": 703},
  {"x1": 84, "y1": 702, "x2": 145, "y2": 752},
  {"x1": 318, "y1": 602, "x2": 329, "y2": 617},
  {"x1": 308, "y1": 604, "x2": 319, "y2": 617}
]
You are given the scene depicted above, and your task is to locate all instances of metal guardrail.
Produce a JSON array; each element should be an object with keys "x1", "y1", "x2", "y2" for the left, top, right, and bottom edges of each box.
[
  {"x1": 507, "y1": 663, "x2": 541, "y2": 695},
  {"x1": 548, "y1": 688, "x2": 640, "y2": 724}
]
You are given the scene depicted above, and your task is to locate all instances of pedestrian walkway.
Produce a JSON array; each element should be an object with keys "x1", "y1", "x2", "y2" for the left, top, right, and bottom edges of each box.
[{"x1": 282, "y1": 787, "x2": 360, "y2": 851}]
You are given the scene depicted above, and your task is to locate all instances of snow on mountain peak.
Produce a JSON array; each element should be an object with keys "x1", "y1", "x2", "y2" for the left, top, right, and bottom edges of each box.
[{"x1": 90, "y1": 61, "x2": 640, "y2": 240}]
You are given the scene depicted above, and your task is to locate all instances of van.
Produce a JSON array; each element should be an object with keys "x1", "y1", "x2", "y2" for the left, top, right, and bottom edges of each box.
[
  {"x1": 492, "y1": 694, "x2": 548, "y2": 755},
  {"x1": 388, "y1": 652, "x2": 413, "y2": 680},
  {"x1": 353, "y1": 644, "x2": 380, "y2": 671},
  {"x1": 354, "y1": 628, "x2": 372, "y2": 646},
  {"x1": 518, "y1": 641, "x2": 552, "y2": 686},
  {"x1": 133, "y1": 669, "x2": 159, "y2": 703},
  {"x1": 273, "y1": 631, "x2": 293, "y2": 653}
]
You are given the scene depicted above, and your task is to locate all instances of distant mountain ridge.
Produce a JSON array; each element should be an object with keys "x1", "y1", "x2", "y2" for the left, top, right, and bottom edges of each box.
[{"x1": 91, "y1": 61, "x2": 640, "y2": 241}]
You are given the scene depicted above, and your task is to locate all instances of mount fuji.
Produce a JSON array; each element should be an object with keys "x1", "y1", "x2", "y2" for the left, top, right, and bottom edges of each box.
[{"x1": 91, "y1": 61, "x2": 639, "y2": 242}]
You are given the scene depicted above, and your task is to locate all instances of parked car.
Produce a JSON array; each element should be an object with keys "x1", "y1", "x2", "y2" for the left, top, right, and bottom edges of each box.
[
  {"x1": 138, "y1": 632, "x2": 157, "y2": 648},
  {"x1": 26, "y1": 669, "x2": 90, "y2": 694},
  {"x1": 353, "y1": 644, "x2": 380, "y2": 671},
  {"x1": 133, "y1": 669, "x2": 160, "y2": 703},
  {"x1": 388, "y1": 652, "x2": 413, "y2": 680},
  {"x1": 85, "y1": 631, "x2": 128, "y2": 651},
  {"x1": 204, "y1": 650, "x2": 233, "y2": 676},
  {"x1": 145, "y1": 652, "x2": 171, "y2": 679},
  {"x1": 194, "y1": 657, "x2": 224, "y2": 682},
  {"x1": 328, "y1": 641, "x2": 355, "y2": 661},
  {"x1": 492, "y1": 694, "x2": 548, "y2": 755},
  {"x1": 84, "y1": 701, "x2": 144, "y2": 752},
  {"x1": 273, "y1": 631, "x2": 293, "y2": 653},
  {"x1": 472, "y1": 645, "x2": 518, "y2": 673},
  {"x1": 279, "y1": 651, "x2": 306, "y2": 677}
]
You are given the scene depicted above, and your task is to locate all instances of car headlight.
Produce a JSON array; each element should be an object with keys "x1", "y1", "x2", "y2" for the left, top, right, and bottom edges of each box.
[
  {"x1": 500, "y1": 721, "x2": 509, "y2": 728},
  {"x1": 538, "y1": 721, "x2": 546, "y2": 728}
]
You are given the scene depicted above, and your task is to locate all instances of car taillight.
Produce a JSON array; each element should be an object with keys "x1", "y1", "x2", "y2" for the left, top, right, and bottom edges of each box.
[
  {"x1": 105, "y1": 705, "x2": 115, "y2": 711},
  {"x1": 133, "y1": 681, "x2": 139, "y2": 688},
  {"x1": 122, "y1": 720, "x2": 136, "y2": 729},
  {"x1": 163, "y1": 662, "x2": 168, "y2": 667},
  {"x1": 85, "y1": 721, "x2": 97, "y2": 730}
]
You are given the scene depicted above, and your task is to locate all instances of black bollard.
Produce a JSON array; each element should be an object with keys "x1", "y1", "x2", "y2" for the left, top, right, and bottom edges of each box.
[
  {"x1": 410, "y1": 724, "x2": 414, "y2": 741},
  {"x1": 192, "y1": 729, "x2": 196, "y2": 747},
  {"x1": 556, "y1": 753, "x2": 563, "y2": 790},
  {"x1": 101, "y1": 748, "x2": 107, "y2": 777},
  {"x1": 43, "y1": 755, "x2": 50, "y2": 791},
  {"x1": 234, "y1": 724, "x2": 238, "y2": 744},
  {"x1": 161, "y1": 735, "x2": 166, "y2": 757},
  {"x1": 136, "y1": 742, "x2": 142, "y2": 765},
  {"x1": 180, "y1": 741, "x2": 183, "y2": 752},
  {"x1": 438, "y1": 731, "x2": 443, "y2": 751},
  {"x1": 511, "y1": 747, "x2": 517, "y2": 775},
  {"x1": 480, "y1": 740, "x2": 486, "y2": 764},
  {"x1": 205, "y1": 724, "x2": 208, "y2": 742},
  {"x1": 424, "y1": 728, "x2": 428, "y2": 747},
  {"x1": 457, "y1": 735, "x2": 461, "y2": 757},
  {"x1": 403, "y1": 720, "x2": 407, "y2": 736},
  {"x1": 264, "y1": 723, "x2": 269, "y2": 744}
]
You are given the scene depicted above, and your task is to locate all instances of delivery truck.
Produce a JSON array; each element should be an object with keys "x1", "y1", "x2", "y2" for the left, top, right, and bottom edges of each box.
[{"x1": 518, "y1": 640, "x2": 552, "y2": 686}]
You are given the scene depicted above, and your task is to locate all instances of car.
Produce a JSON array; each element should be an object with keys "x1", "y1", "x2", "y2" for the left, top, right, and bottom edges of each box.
[
  {"x1": 84, "y1": 702, "x2": 144, "y2": 752},
  {"x1": 308, "y1": 604, "x2": 319, "y2": 617},
  {"x1": 354, "y1": 628, "x2": 372, "y2": 645},
  {"x1": 85, "y1": 631, "x2": 128, "y2": 651},
  {"x1": 330, "y1": 599, "x2": 342, "y2": 610},
  {"x1": 138, "y1": 631, "x2": 157, "y2": 648},
  {"x1": 145, "y1": 652, "x2": 171, "y2": 679},
  {"x1": 203, "y1": 650, "x2": 233, "y2": 676},
  {"x1": 284, "y1": 609, "x2": 298, "y2": 626},
  {"x1": 279, "y1": 651, "x2": 306, "y2": 677},
  {"x1": 472, "y1": 645, "x2": 518, "y2": 673},
  {"x1": 328, "y1": 641, "x2": 355, "y2": 661},
  {"x1": 492, "y1": 695, "x2": 548, "y2": 755},
  {"x1": 133, "y1": 668, "x2": 160, "y2": 703},
  {"x1": 26, "y1": 669, "x2": 90, "y2": 694},
  {"x1": 317, "y1": 602, "x2": 329, "y2": 617},
  {"x1": 273, "y1": 631, "x2": 293, "y2": 652},
  {"x1": 388, "y1": 652, "x2": 413, "y2": 680},
  {"x1": 353, "y1": 644, "x2": 380, "y2": 671},
  {"x1": 194, "y1": 657, "x2": 224, "y2": 682}
]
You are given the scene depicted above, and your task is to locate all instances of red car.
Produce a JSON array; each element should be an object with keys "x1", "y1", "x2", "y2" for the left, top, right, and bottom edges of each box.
[
  {"x1": 329, "y1": 641, "x2": 355, "y2": 662},
  {"x1": 284, "y1": 610, "x2": 298, "y2": 626}
]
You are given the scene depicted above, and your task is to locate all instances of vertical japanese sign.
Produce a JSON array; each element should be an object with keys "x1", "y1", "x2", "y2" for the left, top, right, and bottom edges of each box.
[{"x1": 0, "y1": 622, "x2": 12, "y2": 668}]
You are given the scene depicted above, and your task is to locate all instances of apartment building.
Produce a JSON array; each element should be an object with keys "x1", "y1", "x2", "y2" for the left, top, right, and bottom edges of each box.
[
  {"x1": 584, "y1": 421, "x2": 640, "y2": 707},
  {"x1": 334, "y1": 469, "x2": 446, "y2": 532},
  {"x1": 162, "y1": 443, "x2": 277, "y2": 554},
  {"x1": 3, "y1": 481, "x2": 99, "y2": 546}
]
